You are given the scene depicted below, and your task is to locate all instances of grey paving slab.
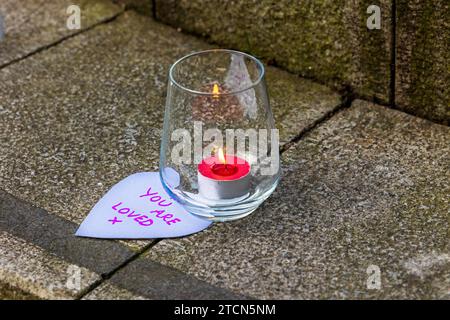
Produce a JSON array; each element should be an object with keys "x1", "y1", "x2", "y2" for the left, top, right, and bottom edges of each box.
[
  {"x1": 0, "y1": 10, "x2": 341, "y2": 298},
  {"x1": 0, "y1": 230, "x2": 100, "y2": 300},
  {"x1": 0, "y1": 189, "x2": 135, "y2": 276},
  {"x1": 145, "y1": 100, "x2": 450, "y2": 299},
  {"x1": 82, "y1": 281, "x2": 146, "y2": 300},
  {"x1": 0, "y1": 189, "x2": 244, "y2": 299},
  {"x1": 0, "y1": 282, "x2": 39, "y2": 300},
  {"x1": 106, "y1": 257, "x2": 247, "y2": 299},
  {"x1": 267, "y1": 68, "x2": 341, "y2": 144},
  {"x1": 0, "y1": 0, "x2": 122, "y2": 67},
  {"x1": 0, "y1": 11, "x2": 340, "y2": 230}
]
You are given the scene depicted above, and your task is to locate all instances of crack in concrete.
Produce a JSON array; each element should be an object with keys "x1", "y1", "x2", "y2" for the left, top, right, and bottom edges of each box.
[
  {"x1": 76, "y1": 239, "x2": 161, "y2": 300},
  {"x1": 2, "y1": 1, "x2": 443, "y2": 299},
  {"x1": 390, "y1": 0, "x2": 397, "y2": 108},
  {"x1": 0, "y1": 9, "x2": 125, "y2": 71},
  {"x1": 279, "y1": 87, "x2": 355, "y2": 154}
]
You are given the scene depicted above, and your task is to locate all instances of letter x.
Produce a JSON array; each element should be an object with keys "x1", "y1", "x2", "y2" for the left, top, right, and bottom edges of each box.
[{"x1": 108, "y1": 216, "x2": 122, "y2": 225}]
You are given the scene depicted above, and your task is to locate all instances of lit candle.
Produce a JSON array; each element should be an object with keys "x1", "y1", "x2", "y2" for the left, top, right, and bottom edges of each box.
[
  {"x1": 212, "y1": 83, "x2": 220, "y2": 98},
  {"x1": 198, "y1": 147, "x2": 251, "y2": 200},
  {"x1": 191, "y1": 82, "x2": 243, "y2": 122}
]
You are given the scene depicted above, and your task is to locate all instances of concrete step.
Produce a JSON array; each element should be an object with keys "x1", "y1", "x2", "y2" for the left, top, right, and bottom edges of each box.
[
  {"x1": 0, "y1": 0, "x2": 123, "y2": 67},
  {"x1": 153, "y1": 0, "x2": 450, "y2": 125},
  {"x1": 0, "y1": 230, "x2": 100, "y2": 299},
  {"x1": 143, "y1": 100, "x2": 450, "y2": 299},
  {"x1": 0, "y1": 10, "x2": 341, "y2": 299}
]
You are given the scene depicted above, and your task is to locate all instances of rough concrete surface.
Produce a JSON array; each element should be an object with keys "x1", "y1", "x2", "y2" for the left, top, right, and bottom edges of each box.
[
  {"x1": 106, "y1": 257, "x2": 247, "y2": 299},
  {"x1": 0, "y1": 0, "x2": 122, "y2": 67},
  {"x1": 396, "y1": 0, "x2": 450, "y2": 124},
  {"x1": 0, "y1": 189, "x2": 137, "y2": 276},
  {"x1": 1, "y1": 1, "x2": 448, "y2": 300},
  {"x1": 146, "y1": 100, "x2": 450, "y2": 299},
  {"x1": 0, "y1": 11, "x2": 340, "y2": 228},
  {"x1": 82, "y1": 282, "x2": 147, "y2": 300},
  {"x1": 155, "y1": 0, "x2": 392, "y2": 103},
  {"x1": 0, "y1": 231, "x2": 100, "y2": 299},
  {"x1": 112, "y1": 0, "x2": 152, "y2": 15}
]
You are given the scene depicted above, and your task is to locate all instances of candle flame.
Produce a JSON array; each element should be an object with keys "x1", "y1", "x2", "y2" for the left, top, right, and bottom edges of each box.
[
  {"x1": 212, "y1": 83, "x2": 219, "y2": 98},
  {"x1": 217, "y1": 147, "x2": 226, "y2": 164}
]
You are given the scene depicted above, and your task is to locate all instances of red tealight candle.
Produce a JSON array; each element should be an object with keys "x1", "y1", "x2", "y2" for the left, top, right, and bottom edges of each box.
[
  {"x1": 198, "y1": 148, "x2": 251, "y2": 200},
  {"x1": 211, "y1": 163, "x2": 238, "y2": 176}
]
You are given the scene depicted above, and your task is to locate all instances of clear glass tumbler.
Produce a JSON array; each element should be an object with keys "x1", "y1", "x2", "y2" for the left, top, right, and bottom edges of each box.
[{"x1": 160, "y1": 49, "x2": 280, "y2": 221}]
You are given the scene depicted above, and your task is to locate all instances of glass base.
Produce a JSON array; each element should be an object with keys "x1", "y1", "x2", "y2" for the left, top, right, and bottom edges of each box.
[
  {"x1": 178, "y1": 180, "x2": 279, "y2": 222},
  {"x1": 187, "y1": 206, "x2": 258, "y2": 222}
]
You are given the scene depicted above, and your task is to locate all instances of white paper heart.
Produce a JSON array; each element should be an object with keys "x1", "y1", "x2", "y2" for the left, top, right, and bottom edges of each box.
[{"x1": 75, "y1": 171, "x2": 211, "y2": 239}]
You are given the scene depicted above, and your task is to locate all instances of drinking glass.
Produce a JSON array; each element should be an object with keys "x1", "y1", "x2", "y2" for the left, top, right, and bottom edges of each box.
[{"x1": 160, "y1": 49, "x2": 280, "y2": 221}]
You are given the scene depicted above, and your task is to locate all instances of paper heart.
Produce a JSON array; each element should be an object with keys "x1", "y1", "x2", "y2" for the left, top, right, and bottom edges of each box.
[{"x1": 76, "y1": 171, "x2": 211, "y2": 239}]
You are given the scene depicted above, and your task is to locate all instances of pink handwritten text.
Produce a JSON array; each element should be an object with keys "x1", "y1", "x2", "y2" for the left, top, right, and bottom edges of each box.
[
  {"x1": 139, "y1": 186, "x2": 173, "y2": 207},
  {"x1": 112, "y1": 202, "x2": 154, "y2": 226}
]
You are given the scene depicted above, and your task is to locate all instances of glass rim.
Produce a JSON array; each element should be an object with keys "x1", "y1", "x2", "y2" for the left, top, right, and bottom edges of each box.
[{"x1": 168, "y1": 49, "x2": 265, "y2": 96}]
